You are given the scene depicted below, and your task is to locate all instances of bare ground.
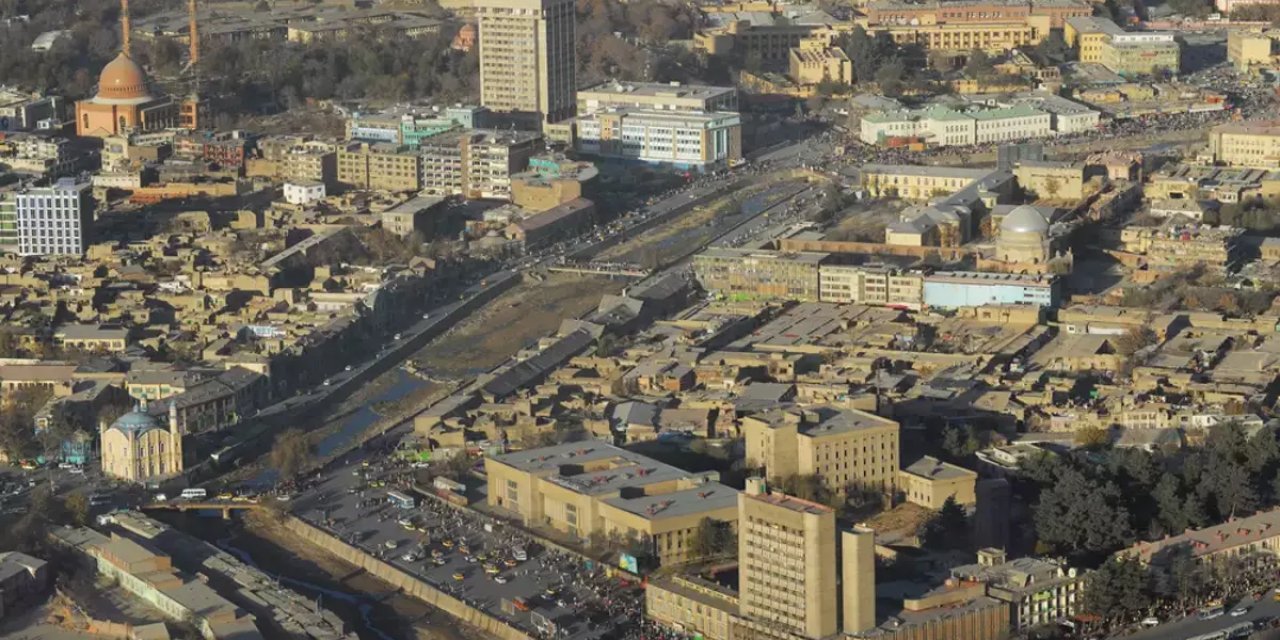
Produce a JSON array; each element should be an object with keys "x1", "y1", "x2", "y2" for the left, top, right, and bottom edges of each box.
[{"x1": 411, "y1": 273, "x2": 625, "y2": 378}]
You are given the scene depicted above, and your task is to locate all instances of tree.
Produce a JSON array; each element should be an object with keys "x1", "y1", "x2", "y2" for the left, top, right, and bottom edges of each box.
[
  {"x1": 963, "y1": 48, "x2": 997, "y2": 86},
  {"x1": 920, "y1": 497, "x2": 970, "y2": 550},
  {"x1": 1032, "y1": 466, "x2": 1134, "y2": 563},
  {"x1": 691, "y1": 517, "x2": 736, "y2": 560},
  {"x1": 1042, "y1": 177, "x2": 1062, "y2": 201},
  {"x1": 269, "y1": 428, "x2": 314, "y2": 482},
  {"x1": 64, "y1": 493, "x2": 89, "y2": 527},
  {"x1": 1169, "y1": 0, "x2": 1211, "y2": 18},
  {"x1": 1084, "y1": 555, "x2": 1152, "y2": 623},
  {"x1": 1115, "y1": 326, "x2": 1157, "y2": 357},
  {"x1": 874, "y1": 59, "x2": 906, "y2": 97},
  {"x1": 1074, "y1": 424, "x2": 1111, "y2": 449},
  {"x1": 1035, "y1": 31, "x2": 1071, "y2": 65}
]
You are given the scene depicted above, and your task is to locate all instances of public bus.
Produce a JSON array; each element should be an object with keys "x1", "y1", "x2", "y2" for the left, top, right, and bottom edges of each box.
[
  {"x1": 180, "y1": 488, "x2": 207, "y2": 500},
  {"x1": 387, "y1": 490, "x2": 417, "y2": 509}
]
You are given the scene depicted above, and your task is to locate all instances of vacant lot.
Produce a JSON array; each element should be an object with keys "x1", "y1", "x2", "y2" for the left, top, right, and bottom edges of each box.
[{"x1": 412, "y1": 273, "x2": 624, "y2": 379}]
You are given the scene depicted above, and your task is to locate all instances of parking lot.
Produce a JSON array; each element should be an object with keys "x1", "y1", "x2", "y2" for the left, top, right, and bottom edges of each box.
[{"x1": 289, "y1": 441, "x2": 649, "y2": 640}]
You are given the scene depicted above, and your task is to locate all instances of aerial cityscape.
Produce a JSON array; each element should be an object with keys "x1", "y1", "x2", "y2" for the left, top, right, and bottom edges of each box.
[{"x1": 6, "y1": 0, "x2": 1280, "y2": 639}]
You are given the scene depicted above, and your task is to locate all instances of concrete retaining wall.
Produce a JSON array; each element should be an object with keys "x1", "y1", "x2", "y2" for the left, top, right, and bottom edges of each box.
[{"x1": 281, "y1": 516, "x2": 531, "y2": 640}]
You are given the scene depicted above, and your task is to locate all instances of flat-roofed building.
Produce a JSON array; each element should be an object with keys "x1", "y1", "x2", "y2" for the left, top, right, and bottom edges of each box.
[
  {"x1": 737, "y1": 477, "x2": 838, "y2": 639},
  {"x1": 15, "y1": 178, "x2": 94, "y2": 257},
  {"x1": 693, "y1": 248, "x2": 827, "y2": 302},
  {"x1": 872, "y1": 22, "x2": 1038, "y2": 53},
  {"x1": 484, "y1": 441, "x2": 739, "y2": 566},
  {"x1": 1228, "y1": 30, "x2": 1276, "y2": 71},
  {"x1": 336, "y1": 142, "x2": 422, "y2": 192},
  {"x1": 859, "y1": 164, "x2": 990, "y2": 200},
  {"x1": 952, "y1": 549, "x2": 1085, "y2": 631},
  {"x1": 505, "y1": 197, "x2": 596, "y2": 249},
  {"x1": 420, "y1": 129, "x2": 541, "y2": 200},
  {"x1": 742, "y1": 406, "x2": 901, "y2": 492},
  {"x1": 577, "y1": 81, "x2": 738, "y2": 114},
  {"x1": 576, "y1": 109, "x2": 742, "y2": 171},
  {"x1": 898, "y1": 455, "x2": 978, "y2": 509},
  {"x1": 476, "y1": 0, "x2": 576, "y2": 126},
  {"x1": 1209, "y1": 121, "x2": 1280, "y2": 169},
  {"x1": 922, "y1": 271, "x2": 1059, "y2": 309},
  {"x1": 818, "y1": 264, "x2": 923, "y2": 309},
  {"x1": 789, "y1": 41, "x2": 853, "y2": 85},
  {"x1": 1119, "y1": 223, "x2": 1243, "y2": 269}
]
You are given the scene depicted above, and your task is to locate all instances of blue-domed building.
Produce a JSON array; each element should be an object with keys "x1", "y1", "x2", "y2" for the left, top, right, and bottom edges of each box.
[{"x1": 100, "y1": 403, "x2": 183, "y2": 483}]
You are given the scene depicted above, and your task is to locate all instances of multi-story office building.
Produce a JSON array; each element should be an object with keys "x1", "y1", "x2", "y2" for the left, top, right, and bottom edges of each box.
[
  {"x1": 864, "y1": 0, "x2": 1090, "y2": 28},
  {"x1": 0, "y1": 191, "x2": 16, "y2": 252},
  {"x1": 420, "y1": 129, "x2": 541, "y2": 200},
  {"x1": 693, "y1": 248, "x2": 827, "y2": 302},
  {"x1": 818, "y1": 264, "x2": 923, "y2": 309},
  {"x1": 1228, "y1": 30, "x2": 1276, "y2": 71},
  {"x1": 737, "y1": 477, "x2": 838, "y2": 639},
  {"x1": 336, "y1": 142, "x2": 422, "y2": 192},
  {"x1": 476, "y1": 0, "x2": 576, "y2": 126},
  {"x1": 1098, "y1": 35, "x2": 1180, "y2": 77},
  {"x1": 577, "y1": 81, "x2": 738, "y2": 114},
  {"x1": 15, "y1": 178, "x2": 94, "y2": 256},
  {"x1": 1209, "y1": 122, "x2": 1280, "y2": 168},
  {"x1": 484, "y1": 441, "x2": 739, "y2": 566},
  {"x1": 872, "y1": 22, "x2": 1038, "y2": 53},
  {"x1": 952, "y1": 549, "x2": 1085, "y2": 631},
  {"x1": 1066, "y1": 16, "x2": 1179, "y2": 76},
  {"x1": 576, "y1": 109, "x2": 742, "y2": 171},
  {"x1": 742, "y1": 406, "x2": 901, "y2": 493}
]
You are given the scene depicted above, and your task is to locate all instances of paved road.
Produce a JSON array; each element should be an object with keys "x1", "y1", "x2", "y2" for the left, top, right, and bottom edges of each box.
[
  {"x1": 1118, "y1": 594, "x2": 1280, "y2": 640},
  {"x1": 289, "y1": 444, "x2": 645, "y2": 640}
]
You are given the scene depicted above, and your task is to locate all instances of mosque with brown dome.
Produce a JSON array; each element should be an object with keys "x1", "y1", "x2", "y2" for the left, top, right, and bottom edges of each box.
[
  {"x1": 75, "y1": 51, "x2": 180, "y2": 139},
  {"x1": 75, "y1": 0, "x2": 184, "y2": 139}
]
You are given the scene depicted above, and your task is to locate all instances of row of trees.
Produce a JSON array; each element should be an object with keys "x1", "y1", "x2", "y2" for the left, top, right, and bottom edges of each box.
[{"x1": 1018, "y1": 423, "x2": 1280, "y2": 567}]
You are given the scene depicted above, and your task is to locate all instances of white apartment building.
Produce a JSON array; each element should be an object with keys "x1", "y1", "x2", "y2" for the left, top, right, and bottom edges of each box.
[
  {"x1": 576, "y1": 109, "x2": 743, "y2": 171},
  {"x1": 16, "y1": 178, "x2": 94, "y2": 256},
  {"x1": 283, "y1": 182, "x2": 326, "y2": 206}
]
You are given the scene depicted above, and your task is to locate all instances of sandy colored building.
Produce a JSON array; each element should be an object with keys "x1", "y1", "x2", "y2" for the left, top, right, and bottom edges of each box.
[
  {"x1": 1229, "y1": 30, "x2": 1277, "y2": 71},
  {"x1": 484, "y1": 441, "x2": 739, "y2": 566},
  {"x1": 817, "y1": 264, "x2": 923, "y2": 309},
  {"x1": 789, "y1": 38, "x2": 853, "y2": 85},
  {"x1": 1209, "y1": 122, "x2": 1280, "y2": 169},
  {"x1": 872, "y1": 22, "x2": 1038, "y2": 53},
  {"x1": 742, "y1": 406, "x2": 901, "y2": 492},
  {"x1": 898, "y1": 455, "x2": 978, "y2": 509},
  {"x1": 1013, "y1": 160, "x2": 1085, "y2": 201},
  {"x1": 99, "y1": 407, "x2": 183, "y2": 484},
  {"x1": 693, "y1": 248, "x2": 827, "y2": 303},
  {"x1": 476, "y1": 0, "x2": 576, "y2": 126},
  {"x1": 738, "y1": 477, "x2": 838, "y2": 639},
  {"x1": 336, "y1": 142, "x2": 422, "y2": 192},
  {"x1": 859, "y1": 164, "x2": 990, "y2": 200}
]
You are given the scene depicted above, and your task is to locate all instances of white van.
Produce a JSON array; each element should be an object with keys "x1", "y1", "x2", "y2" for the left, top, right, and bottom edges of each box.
[{"x1": 180, "y1": 488, "x2": 207, "y2": 500}]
